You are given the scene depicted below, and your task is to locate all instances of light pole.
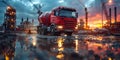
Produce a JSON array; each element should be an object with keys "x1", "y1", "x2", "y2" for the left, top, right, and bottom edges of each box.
[
  {"x1": 109, "y1": 8, "x2": 112, "y2": 27},
  {"x1": 85, "y1": 7, "x2": 88, "y2": 29},
  {"x1": 101, "y1": 0, "x2": 103, "y2": 28},
  {"x1": 114, "y1": 6, "x2": 117, "y2": 23},
  {"x1": 78, "y1": 0, "x2": 88, "y2": 29}
]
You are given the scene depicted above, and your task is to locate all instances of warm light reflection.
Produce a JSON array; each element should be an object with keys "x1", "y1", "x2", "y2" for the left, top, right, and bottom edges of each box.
[
  {"x1": 108, "y1": 57, "x2": 112, "y2": 60},
  {"x1": 31, "y1": 35, "x2": 37, "y2": 46},
  {"x1": 74, "y1": 35, "x2": 79, "y2": 53},
  {"x1": 91, "y1": 36, "x2": 103, "y2": 41},
  {"x1": 57, "y1": 38, "x2": 63, "y2": 48},
  {"x1": 58, "y1": 47, "x2": 64, "y2": 51},
  {"x1": 56, "y1": 37, "x2": 64, "y2": 59},
  {"x1": 56, "y1": 52, "x2": 64, "y2": 59},
  {"x1": 5, "y1": 55, "x2": 9, "y2": 60},
  {"x1": 32, "y1": 40, "x2": 36, "y2": 46},
  {"x1": 75, "y1": 40, "x2": 79, "y2": 53},
  {"x1": 97, "y1": 36, "x2": 103, "y2": 41}
]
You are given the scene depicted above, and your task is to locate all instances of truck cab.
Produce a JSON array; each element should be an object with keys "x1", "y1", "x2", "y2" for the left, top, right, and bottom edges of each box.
[{"x1": 51, "y1": 7, "x2": 78, "y2": 32}]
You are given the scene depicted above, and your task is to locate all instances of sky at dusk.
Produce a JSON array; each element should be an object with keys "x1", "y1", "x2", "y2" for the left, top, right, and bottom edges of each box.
[{"x1": 0, "y1": 0, "x2": 120, "y2": 26}]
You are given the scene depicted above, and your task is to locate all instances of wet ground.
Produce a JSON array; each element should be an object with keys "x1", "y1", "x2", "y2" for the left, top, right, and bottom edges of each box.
[{"x1": 0, "y1": 33, "x2": 120, "y2": 60}]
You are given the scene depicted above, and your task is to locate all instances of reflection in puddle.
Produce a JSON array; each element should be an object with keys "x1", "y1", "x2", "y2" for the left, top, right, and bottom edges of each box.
[
  {"x1": 31, "y1": 35, "x2": 37, "y2": 46},
  {"x1": 1, "y1": 33, "x2": 120, "y2": 60},
  {"x1": 75, "y1": 40, "x2": 79, "y2": 53},
  {"x1": 56, "y1": 37, "x2": 64, "y2": 59},
  {"x1": 74, "y1": 35, "x2": 79, "y2": 53},
  {"x1": 56, "y1": 52, "x2": 64, "y2": 59},
  {"x1": 5, "y1": 55, "x2": 9, "y2": 60},
  {"x1": 0, "y1": 34, "x2": 16, "y2": 60}
]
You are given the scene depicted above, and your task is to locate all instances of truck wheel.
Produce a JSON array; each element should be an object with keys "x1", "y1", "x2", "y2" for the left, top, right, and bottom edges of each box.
[
  {"x1": 41, "y1": 28, "x2": 47, "y2": 35},
  {"x1": 50, "y1": 25, "x2": 56, "y2": 36},
  {"x1": 50, "y1": 29, "x2": 55, "y2": 36},
  {"x1": 40, "y1": 29, "x2": 44, "y2": 35}
]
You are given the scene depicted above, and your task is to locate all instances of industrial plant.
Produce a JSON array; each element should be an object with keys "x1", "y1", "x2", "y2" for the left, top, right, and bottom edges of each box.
[{"x1": 0, "y1": 0, "x2": 120, "y2": 60}]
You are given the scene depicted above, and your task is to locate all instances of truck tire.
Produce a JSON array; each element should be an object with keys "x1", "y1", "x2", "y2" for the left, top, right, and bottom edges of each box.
[
  {"x1": 39, "y1": 25, "x2": 48, "y2": 35},
  {"x1": 50, "y1": 28, "x2": 55, "y2": 36},
  {"x1": 50, "y1": 24, "x2": 56, "y2": 36},
  {"x1": 41, "y1": 28, "x2": 47, "y2": 35}
]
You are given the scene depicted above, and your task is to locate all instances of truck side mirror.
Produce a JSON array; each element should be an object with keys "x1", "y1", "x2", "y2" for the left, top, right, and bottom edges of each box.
[
  {"x1": 76, "y1": 13, "x2": 78, "y2": 18},
  {"x1": 54, "y1": 10, "x2": 56, "y2": 15},
  {"x1": 54, "y1": 10, "x2": 59, "y2": 16}
]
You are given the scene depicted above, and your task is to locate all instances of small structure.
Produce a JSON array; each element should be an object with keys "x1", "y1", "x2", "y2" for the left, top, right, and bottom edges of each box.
[
  {"x1": 78, "y1": 19, "x2": 84, "y2": 30},
  {"x1": 110, "y1": 22, "x2": 120, "y2": 35},
  {"x1": 18, "y1": 18, "x2": 37, "y2": 34}
]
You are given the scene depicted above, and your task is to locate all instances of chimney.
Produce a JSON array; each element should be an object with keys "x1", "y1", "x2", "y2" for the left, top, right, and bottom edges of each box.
[
  {"x1": 114, "y1": 7, "x2": 117, "y2": 23},
  {"x1": 27, "y1": 17, "x2": 29, "y2": 22},
  {"x1": 21, "y1": 18, "x2": 24, "y2": 24},
  {"x1": 32, "y1": 19, "x2": 34, "y2": 24},
  {"x1": 85, "y1": 7, "x2": 88, "y2": 28},
  {"x1": 109, "y1": 8, "x2": 111, "y2": 27},
  {"x1": 21, "y1": 18, "x2": 23, "y2": 22}
]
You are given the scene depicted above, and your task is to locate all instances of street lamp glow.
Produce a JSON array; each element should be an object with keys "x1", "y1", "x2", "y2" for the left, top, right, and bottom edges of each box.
[
  {"x1": 108, "y1": 0, "x2": 113, "y2": 5},
  {"x1": 31, "y1": 35, "x2": 37, "y2": 46},
  {"x1": 7, "y1": 6, "x2": 11, "y2": 10},
  {"x1": 75, "y1": 40, "x2": 79, "y2": 53},
  {"x1": 59, "y1": 0, "x2": 64, "y2": 3},
  {"x1": 85, "y1": 0, "x2": 95, "y2": 8},
  {"x1": 32, "y1": 40, "x2": 36, "y2": 46}
]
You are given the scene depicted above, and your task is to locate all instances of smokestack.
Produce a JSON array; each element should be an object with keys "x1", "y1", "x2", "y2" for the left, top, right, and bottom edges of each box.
[
  {"x1": 109, "y1": 8, "x2": 111, "y2": 27},
  {"x1": 21, "y1": 18, "x2": 24, "y2": 24},
  {"x1": 85, "y1": 7, "x2": 88, "y2": 28},
  {"x1": 114, "y1": 7, "x2": 117, "y2": 23},
  {"x1": 27, "y1": 17, "x2": 29, "y2": 22},
  {"x1": 32, "y1": 19, "x2": 34, "y2": 24},
  {"x1": 21, "y1": 18, "x2": 24, "y2": 22}
]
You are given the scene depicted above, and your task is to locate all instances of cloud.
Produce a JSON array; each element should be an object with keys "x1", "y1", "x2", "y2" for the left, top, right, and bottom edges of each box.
[{"x1": 0, "y1": 0, "x2": 120, "y2": 25}]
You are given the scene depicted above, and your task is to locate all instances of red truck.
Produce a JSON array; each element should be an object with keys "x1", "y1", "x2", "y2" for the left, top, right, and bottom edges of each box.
[{"x1": 38, "y1": 6, "x2": 78, "y2": 35}]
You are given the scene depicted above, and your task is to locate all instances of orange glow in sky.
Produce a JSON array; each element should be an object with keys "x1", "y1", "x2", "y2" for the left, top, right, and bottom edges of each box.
[{"x1": 78, "y1": 13, "x2": 120, "y2": 29}]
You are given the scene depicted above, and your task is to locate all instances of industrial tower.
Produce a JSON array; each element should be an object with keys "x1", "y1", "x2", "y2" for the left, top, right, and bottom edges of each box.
[
  {"x1": 4, "y1": 6, "x2": 16, "y2": 32},
  {"x1": 2, "y1": 0, "x2": 16, "y2": 32}
]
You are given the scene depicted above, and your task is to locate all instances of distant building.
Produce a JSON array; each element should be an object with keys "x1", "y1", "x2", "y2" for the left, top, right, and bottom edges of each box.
[
  {"x1": 78, "y1": 19, "x2": 84, "y2": 30},
  {"x1": 111, "y1": 22, "x2": 120, "y2": 28},
  {"x1": 18, "y1": 18, "x2": 37, "y2": 33},
  {"x1": 110, "y1": 22, "x2": 120, "y2": 34}
]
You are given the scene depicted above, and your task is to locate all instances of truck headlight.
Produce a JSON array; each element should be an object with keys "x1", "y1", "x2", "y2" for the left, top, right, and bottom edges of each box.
[
  {"x1": 57, "y1": 25, "x2": 63, "y2": 29},
  {"x1": 75, "y1": 26, "x2": 78, "y2": 30}
]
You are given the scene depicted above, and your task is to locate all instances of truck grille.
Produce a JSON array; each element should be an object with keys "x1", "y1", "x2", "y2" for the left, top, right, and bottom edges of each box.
[{"x1": 64, "y1": 20, "x2": 76, "y2": 30}]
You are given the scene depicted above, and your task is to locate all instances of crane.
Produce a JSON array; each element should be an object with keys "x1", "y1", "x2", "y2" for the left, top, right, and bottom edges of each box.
[
  {"x1": 28, "y1": 0, "x2": 42, "y2": 16},
  {"x1": 78, "y1": 0, "x2": 88, "y2": 29},
  {"x1": 28, "y1": 0, "x2": 43, "y2": 30},
  {"x1": 101, "y1": 0, "x2": 111, "y2": 27}
]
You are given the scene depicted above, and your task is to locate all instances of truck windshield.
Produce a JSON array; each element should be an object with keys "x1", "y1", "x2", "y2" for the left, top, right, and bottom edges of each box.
[{"x1": 58, "y1": 9, "x2": 76, "y2": 18}]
